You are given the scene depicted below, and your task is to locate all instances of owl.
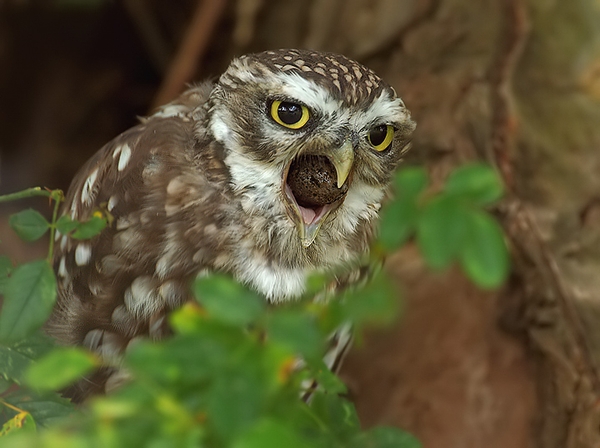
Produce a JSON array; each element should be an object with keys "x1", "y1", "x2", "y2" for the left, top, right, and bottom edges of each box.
[{"x1": 47, "y1": 49, "x2": 415, "y2": 402}]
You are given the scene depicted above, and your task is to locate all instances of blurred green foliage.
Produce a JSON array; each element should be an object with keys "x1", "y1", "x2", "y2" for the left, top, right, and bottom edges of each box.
[{"x1": 0, "y1": 164, "x2": 509, "y2": 447}]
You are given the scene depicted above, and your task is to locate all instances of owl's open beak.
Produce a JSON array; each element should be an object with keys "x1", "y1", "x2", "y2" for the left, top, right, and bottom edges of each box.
[{"x1": 283, "y1": 139, "x2": 355, "y2": 247}]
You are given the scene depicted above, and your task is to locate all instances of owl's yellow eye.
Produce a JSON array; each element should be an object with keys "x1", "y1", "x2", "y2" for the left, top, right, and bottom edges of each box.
[
  {"x1": 368, "y1": 125, "x2": 394, "y2": 151},
  {"x1": 270, "y1": 100, "x2": 310, "y2": 129}
]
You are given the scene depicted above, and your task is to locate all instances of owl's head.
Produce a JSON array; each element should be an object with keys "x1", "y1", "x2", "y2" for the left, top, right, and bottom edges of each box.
[{"x1": 207, "y1": 49, "x2": 415, "y2": 257}]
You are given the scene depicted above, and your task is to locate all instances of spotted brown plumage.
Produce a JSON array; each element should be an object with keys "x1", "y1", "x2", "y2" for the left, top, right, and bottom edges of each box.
[{"x1": 46, "y1": 49, "x2": 415, "y2": 402}]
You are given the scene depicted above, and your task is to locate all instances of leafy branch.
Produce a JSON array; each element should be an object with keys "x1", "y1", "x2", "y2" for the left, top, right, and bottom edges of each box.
[{"x1": 0, "y1": 163, "x2": 510, "y2": 447}]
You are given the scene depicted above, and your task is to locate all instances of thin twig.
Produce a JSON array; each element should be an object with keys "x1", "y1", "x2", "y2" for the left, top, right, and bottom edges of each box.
[
  {"x1": 489, "y1": 0, "x2": 530, "y2": 190},
  {"x1": 151, "y1": 0, "x2": 227, "y2": 110},
  {"x1": 0, "y1": 188, "x2": 52, "y2": 203}
]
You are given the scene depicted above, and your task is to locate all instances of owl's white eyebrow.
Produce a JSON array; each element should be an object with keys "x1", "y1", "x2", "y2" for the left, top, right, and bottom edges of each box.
[
  {"x1": 359, "y1": 91, "x2": 408, "y2": 126},
  {"x1": 274, "y1": 72, "x2": 342, "y2": 116}
]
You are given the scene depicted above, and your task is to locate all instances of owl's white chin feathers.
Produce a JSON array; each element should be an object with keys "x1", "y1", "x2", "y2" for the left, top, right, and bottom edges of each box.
[{"x1": 283, "y1": 183, "x2": 337, "y2": 247}]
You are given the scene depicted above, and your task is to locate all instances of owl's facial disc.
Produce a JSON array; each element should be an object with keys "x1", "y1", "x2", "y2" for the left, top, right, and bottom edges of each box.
[{"x1": 283, "y1": 139, "x2": 354, "y2": 247}]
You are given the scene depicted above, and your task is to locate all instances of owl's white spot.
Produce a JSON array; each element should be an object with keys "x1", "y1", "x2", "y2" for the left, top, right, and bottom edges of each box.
[
  {"x1": 81, "y1": 168, "x2": 99, "y2": 205},
  {"x1": 149, "y1": 314, "x2": 166, "y2": 340},
  {"x1": 116, "y1": 215, "x2": 134, "y2": 230},
  {"x1": 88, "y1": 279, "x2": 102, "y2": 297},
  {"x1": 75, "y1": 243, "x2": 92, "y2": 266},
  {"x1": 283, "y1": 55, "x2": 292, "y2": 61},
  {"x1": 155, "y1": 226, "x2": 187, "y2": 279},
  {"x1": 235, "y1": 259, "x2": 307, "y2": 302},
  {"x1": 105, "y1": 370, "x2": 131, "y2": 394},
  {"x1": 158, "y1": 280, "x2": 185, "y2": 307},
  {"x1": 142, "y1": 157, "x2": 161, "y2": 179},
  {"x1": 166, "y1": 176, "x2": 186, "y2": 196},
  {"x1": 295, "y1": 59, "x2": 305, "y2": 66},
  {"x1": 152, "y1": 104, "x2": 187, "y2": 119},
  {"x1": 99, "y1": 254, "x2": 122, "y2": 276},
  {"x1": 323, "y1": 322, "x2": 353, "y2": 370},
  {"x1": 98, "y1": 331, "x2": 122, "y2": 360},
  {"x1": 113, "y1": 228, "x2": 143, "y2": 254},
  {"x1": 117, "y1": 144, "x2": 132, "y2": 171},
  {"x1": 155, "y1": 253, "x2": 173, "y2": 279},
  {"x1": 314, "y1": 67, "x2": 326, "y2": 76},
  {"x1": 333, "y1": 80, "x2": 341, "y2": 91},
  {"x1": 125, "y1": 276, "x2": 161, "y2": 317},
  {"x1": 60, "y1": 234, "x2": 68, "y2": 252},
  {"x1": 58, "y1": 256, "x2": 67, "y2": 278},
  {"x1": 352, "y1": 67, "x2": 363, "y2": 80},
  {"x1": 83, "y1": 329, "x2": 103, "y2": 350},
  {"x1": 107, "y1": 195, "x2": 118, "y2": 212},
  {"x1": 126, "y1": 336, "x2": 144, "y2": 354},
  {"x1": 111, "y1": 305, "x2": 138, "y2": 336},
  {"x1": 112, "y1": 145, "x2": 122, "y2": 159},
  {"x1": 70, "y1": 197, "x2": 80, "y2": 220}
]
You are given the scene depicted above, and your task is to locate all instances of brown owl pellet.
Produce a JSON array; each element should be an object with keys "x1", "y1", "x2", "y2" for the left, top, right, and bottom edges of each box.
[{"x1": 287, "y1": 155, "x2": 349, "y2": 207}]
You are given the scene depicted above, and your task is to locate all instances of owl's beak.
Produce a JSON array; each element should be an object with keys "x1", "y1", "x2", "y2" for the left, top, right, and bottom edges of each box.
[{"x1": 329, "y1": 139, "x2": 354, "y2": 188}]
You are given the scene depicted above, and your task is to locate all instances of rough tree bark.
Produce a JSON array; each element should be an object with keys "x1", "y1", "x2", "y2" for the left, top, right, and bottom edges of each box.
[{"x1": 230, "y1": 0, "x2": 600, "y2": 446}]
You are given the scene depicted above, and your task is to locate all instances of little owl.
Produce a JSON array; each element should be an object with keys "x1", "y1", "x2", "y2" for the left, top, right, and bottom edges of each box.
[{"x1": 47, "y1": 49, "x2": 415, "y2": 401}]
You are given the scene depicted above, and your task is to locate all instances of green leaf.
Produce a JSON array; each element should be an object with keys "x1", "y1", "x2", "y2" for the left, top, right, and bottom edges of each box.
[
  {"x1": 352, "y1": 426, "x2": 422, "y2": 448},
  {"x1": 416, "y1": 195, "x2": 467, "y2": 270},
  {"x1": 71, "y1": 214, "x2": 107, "y2": 240},
  {"x1": 0, "y1": 332, "x2": 55, "y2": 383},
  {"x1": 392, "y1": 167, "x2": 428, "y2": 197},
  {"x1": 0, "y1": 261, "x2": 57, "y2": 343},
  {"x1": 206, "y1": 369, "x2": 266, "y2": 442},
  {"x1": 378, "y1": 168, "x2": 428, "y2": 250},
  {"x1": 311, "y1": 363, "x2": 347, "y2": 395},
  {"x1": 0, "y1": 389, "x2": 75, "y2": 427},
  {"x1": 340, "y1": 272, "x2": 398, "y2": 327},
  {"x1": 9, "y1": 210, "x2": 49, "y2": 242},
  {"x1": 0, "y1": 256, "x2": 13, "y2": 295},
  {"x1": 0, "y1": 410, "x2": 36, "y2": 437},
  {"x1": 310, "y1": 393, "x2": 360, "y2": 439},
  {"x1": 458, "y1": 210, "x2": 510, "y2": 289},
  {"x1": 234, "y1": 419, "x2": 311, "y2": 448},
  {"x1": 193, "y1": 275, "x2": 265, "y2": 326},
  {"x1": 445, "y1": 163, "x2": 504, "y2": 206},
  {"x1": 25, "y1": 347, "x2": 98, "y2": 391},
  {"x1": 379, "y1": 198, "x2": 417, "y2": 251},
  {"x1": 266, "y1": 311, "x2": 323, "y2": 361},
  {"x1": 55, "y1": 215, "x2": 79, "y2": 234}
]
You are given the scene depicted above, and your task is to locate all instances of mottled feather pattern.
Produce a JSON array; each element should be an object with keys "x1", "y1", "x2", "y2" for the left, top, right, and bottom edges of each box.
[{"x1": 46, "y1": 49, "x2": 415, "y2": 402}]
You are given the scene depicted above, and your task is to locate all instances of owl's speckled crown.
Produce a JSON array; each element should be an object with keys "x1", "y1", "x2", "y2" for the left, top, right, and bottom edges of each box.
[{"x1": 219, "y1": 49, "x2": 393, "y2": 106}]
